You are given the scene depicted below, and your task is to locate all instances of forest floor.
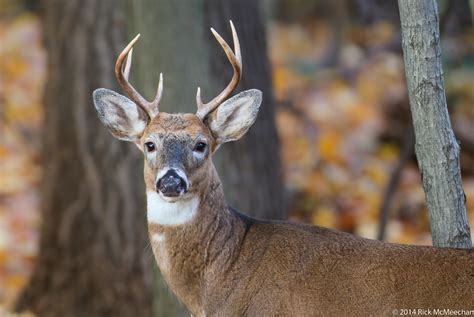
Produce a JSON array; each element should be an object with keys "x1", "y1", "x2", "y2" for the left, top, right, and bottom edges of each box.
[{"x1": 1, "y1": 13, "x2": 473, "y2": 314}]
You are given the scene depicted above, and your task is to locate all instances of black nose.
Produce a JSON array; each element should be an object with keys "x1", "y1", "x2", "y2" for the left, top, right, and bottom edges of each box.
[{"x1": 156, "y1": 170, "x2": 187, "y2": 197}]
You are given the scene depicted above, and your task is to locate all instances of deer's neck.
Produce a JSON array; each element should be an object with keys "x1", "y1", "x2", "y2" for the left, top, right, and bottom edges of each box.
[{"x1": 146, "y1": 164, "x2": 247, "y2": 314}]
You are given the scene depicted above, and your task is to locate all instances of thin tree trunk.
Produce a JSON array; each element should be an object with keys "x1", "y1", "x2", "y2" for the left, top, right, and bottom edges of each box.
[
  {"x1": 398, "y1": 0, "x2": 472, "y2": 249},
  {"x1": 15, "y1": 1, "x2": 154, "y2": 316},
  {"x1": 205, "y1": 0, "x2": 287, "y2": 220},
  {"x1": 127, "y1": 1, "x2": 210, "y2": 315}
]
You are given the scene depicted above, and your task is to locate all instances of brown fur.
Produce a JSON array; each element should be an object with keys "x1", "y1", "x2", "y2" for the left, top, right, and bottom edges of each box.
[
  {"x1": 143, "y1": 115, "x2": 474, "y2": 317},
  {"x1": 141, "y1": 113, "x2": 216, "y2": 195},
  {"x1": 93, "y1": 89, "x2": 473, "y2": 316}
]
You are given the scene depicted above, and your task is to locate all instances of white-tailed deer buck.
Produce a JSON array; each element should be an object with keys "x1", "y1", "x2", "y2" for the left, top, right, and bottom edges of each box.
[{"x1": 93, "y1": 22, "x2": 473, "y2": 316}]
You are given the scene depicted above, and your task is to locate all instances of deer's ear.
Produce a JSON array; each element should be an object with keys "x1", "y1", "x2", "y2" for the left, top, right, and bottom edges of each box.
[
  {"x1": 93, "y1": 88, "x2": 148, "y2": 142},
  {"x1": 206, "y1": 89, "x2": 262, "y2": 145}
]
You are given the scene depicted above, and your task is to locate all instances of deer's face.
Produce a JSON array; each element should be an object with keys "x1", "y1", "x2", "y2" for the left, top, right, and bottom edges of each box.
[
  {"x1": 140, "y1": 113, "x2": 214, "y2": 200},
  {"x1": 93, "y1": 88, "x2": 261, "y2": 201}
]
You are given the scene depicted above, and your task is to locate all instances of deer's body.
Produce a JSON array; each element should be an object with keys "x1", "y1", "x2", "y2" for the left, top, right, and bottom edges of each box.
[
  {"x1": 145, "y1": 141, "x2": 473, "y2": 317},
  {"x1": 149, "y1": 192, "x2": 473, "y2": 316},
  {"x1": 93, "y1": 22, "x2": 474, "y2": 316}
]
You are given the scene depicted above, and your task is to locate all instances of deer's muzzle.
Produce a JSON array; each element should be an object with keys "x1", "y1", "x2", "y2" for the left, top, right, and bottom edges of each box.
[{"x1": 156, "y1": 169, "x2": 188, "y2": 197}]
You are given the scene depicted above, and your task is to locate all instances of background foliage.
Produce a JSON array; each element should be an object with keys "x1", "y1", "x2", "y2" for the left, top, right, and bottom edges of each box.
[{"x1": 0, "y1": 0, "x2": 473, "y2": 314}]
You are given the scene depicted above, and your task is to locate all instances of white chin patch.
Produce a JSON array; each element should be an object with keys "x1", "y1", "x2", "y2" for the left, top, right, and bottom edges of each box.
[{"x1": 146, "y1": 191, "x2": 199, "y2": 225}]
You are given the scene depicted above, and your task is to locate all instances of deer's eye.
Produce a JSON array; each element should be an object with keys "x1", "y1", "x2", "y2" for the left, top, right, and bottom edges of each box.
[
  {"x1": 144, "y1": 142, "x2": 156, "y2": 152},
  {"x1": 194, "y1": 142, "x2": 207, "y2": 153}
]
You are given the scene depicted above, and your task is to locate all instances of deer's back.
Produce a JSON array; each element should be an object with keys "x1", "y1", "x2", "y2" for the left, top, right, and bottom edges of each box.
[{"x1": 205, "y1": 217, "x2": 474, "y2": 316}]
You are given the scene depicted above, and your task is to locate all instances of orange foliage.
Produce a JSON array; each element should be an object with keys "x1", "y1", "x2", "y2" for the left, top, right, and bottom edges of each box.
[
  {"x1": 0, "y1": 10, "x2": 473, "y2": 315},
  {"x1": 269, "y1": 20, "x2": 474, "y2": 246},
  {"x1": 0, "y1": 14, "x2": 44, "y2": 312}
]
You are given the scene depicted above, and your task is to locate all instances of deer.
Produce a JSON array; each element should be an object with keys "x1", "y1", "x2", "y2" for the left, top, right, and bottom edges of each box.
[{"x1": 93, "y1": 21, "x2": 474, "y2": 316}]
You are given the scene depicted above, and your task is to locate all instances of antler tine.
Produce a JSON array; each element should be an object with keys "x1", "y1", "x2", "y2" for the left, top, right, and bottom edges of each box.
[
  {"x1": 148, "y1": 73, "x2": 163, "y2": 116},
  {"x1": 196, "y1": 20, "x2": 242, "y2": 120},
  {"x1": 124, "y1": 48, "x2": 133, "y2": 81},
  {"x1": 229, "y1": 21, "x2": 242, "y2": 68},
  {"x1": 115, "y1": 34, "x2": 162, "y2": 119}
]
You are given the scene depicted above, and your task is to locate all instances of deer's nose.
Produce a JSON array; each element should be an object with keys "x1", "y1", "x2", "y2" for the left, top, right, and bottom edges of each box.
[{"x1": 156, "y1": 169, "x2": 187, "y2": 197}]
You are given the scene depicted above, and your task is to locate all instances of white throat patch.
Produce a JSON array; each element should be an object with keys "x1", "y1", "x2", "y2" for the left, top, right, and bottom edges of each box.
[{"x1": 146, "y1": 191, "x2": 199, "y2": 225}]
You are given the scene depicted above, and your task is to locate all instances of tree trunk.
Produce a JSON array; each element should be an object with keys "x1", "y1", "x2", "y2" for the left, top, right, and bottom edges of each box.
[
  {"x1": 15, "y1": 1, "x2": 154, "y2": 316},
  {"x1": 205, "y1": 0, "x2": 287, "y2": 220},
  {"x1": 398, "y1": 0, "x2": 472, "y2": 249},
  {"x1": 127, "y1": 0, "x2": 212, "y2": 113},
  {"x1": 127, "y1": 1, "x2": 210, "y2": 315}
]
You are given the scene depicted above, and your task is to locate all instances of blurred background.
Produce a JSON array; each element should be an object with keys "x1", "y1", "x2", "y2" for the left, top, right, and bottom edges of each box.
[{"x1": 0, "y1": 0, "x2": 473, "y2": 316}]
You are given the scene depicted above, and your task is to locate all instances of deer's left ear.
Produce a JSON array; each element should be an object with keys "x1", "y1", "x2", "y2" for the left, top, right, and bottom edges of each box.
[{"x1": 206, "y1": 89, "x2": 262, "y2": 145}]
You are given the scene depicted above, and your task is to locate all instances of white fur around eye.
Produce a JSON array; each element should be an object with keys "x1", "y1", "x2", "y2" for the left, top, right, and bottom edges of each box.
[
  {"x1": 192, "y1": 142, "x2": 208, "y2": 160},
  {"x1": 193, "y1": 151, "x2": 206, "y2": 160},
  {"x1": 143, "y1": 141, "x2": 158, "y2": 163}
]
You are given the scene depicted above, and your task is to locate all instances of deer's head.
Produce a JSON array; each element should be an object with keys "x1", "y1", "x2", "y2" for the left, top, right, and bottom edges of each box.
[{"x1": 93, "y1": 22, "x2": 261, "y2": 202}]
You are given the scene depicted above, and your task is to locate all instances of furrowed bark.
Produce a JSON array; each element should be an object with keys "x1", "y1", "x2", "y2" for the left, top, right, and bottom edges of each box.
[
  {"x1": 15, "y1": 1, "x2": 154, "y2": 316},
  {"x1": 398, "y1": 0, "x2": 472, "y2": 249}
]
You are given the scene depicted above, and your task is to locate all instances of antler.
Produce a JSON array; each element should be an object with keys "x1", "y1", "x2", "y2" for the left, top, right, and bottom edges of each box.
[
  {"x1": 196, "y1": 20, "x2": 242, "y2": 120},
  {"x1": 115, "y1": 34, "x2": 163, "y2": 119}
]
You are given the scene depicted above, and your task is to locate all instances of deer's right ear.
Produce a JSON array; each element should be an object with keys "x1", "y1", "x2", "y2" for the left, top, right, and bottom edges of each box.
[{"x1": 93, "y1": 88, "x2": 148, "y2": 142}]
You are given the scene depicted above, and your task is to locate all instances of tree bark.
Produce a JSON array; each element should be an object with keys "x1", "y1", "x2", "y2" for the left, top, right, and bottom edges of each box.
[
  {"x1": 398, "y1": 0, "x2": 472, "y2": 249},
  {"x1": 15, "y1": 1, "x2": 154, "y2": 316},
  {"x1": 127, "y1": 0, "x2": 212, "y2": 113},
  {"x1": 205, "y1": 0, "x2": 287, "y2": 220}
]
